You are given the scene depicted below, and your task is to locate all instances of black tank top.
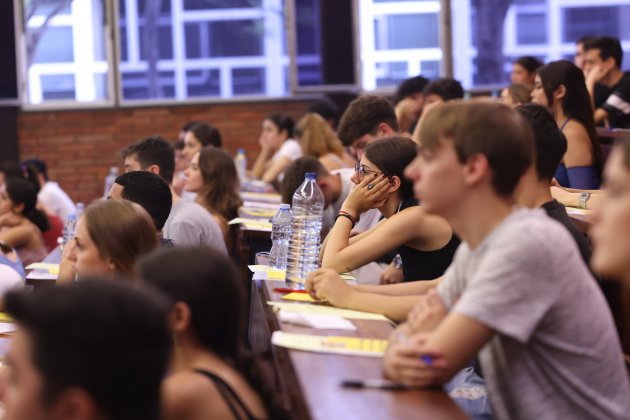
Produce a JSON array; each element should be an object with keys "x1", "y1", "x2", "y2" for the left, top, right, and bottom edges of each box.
[
  {"x1": 395, "y1": 198, "x2": 460, "y2": 281},
  {"x1": 194, "y1": 369, "x2": 262, "y2": 420}
]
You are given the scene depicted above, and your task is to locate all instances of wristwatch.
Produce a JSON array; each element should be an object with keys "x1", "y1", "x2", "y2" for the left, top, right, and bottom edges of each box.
[{"x1": 578, "y1": 192, "x2": 591, "y2": 210}]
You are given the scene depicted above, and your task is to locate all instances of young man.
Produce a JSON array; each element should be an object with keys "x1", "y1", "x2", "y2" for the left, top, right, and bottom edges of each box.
[
  {"x1": 21, "y1": 158, "x2": 76, "y2": 221},
  {"x1": 121, "y1": 136, "x2": 226, "y2": 252},
  {"x1": 383, "y1": 101, "x2": 630, "y2": 419},
  {"x1": 337, "y1": 95, "x2": 399, "y2": 159},
  {"x1": 107, "y1": 171, "x2": 174, "y2": 247},
  {"x1": 515, "y1": 104, "x2": 592, "y2": 264},
  {"x1": 584, "y1": 36, "x2": 630, "y2": 128},
  {"x1": 1, "y1": 281, "x2": 171, "y2": 420},
  {"x1": 394, "y1": 75, "x2": 430, "y2": 133}
]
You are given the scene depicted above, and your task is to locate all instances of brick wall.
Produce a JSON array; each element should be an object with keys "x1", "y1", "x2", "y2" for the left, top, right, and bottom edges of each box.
[{"x1": 18, "y1": 99, "x2": 313, "y2": 204}]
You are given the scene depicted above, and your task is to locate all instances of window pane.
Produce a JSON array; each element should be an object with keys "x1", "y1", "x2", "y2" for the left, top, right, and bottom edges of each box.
[
  {"x1": 22, "y1": 0, "x2": 110, "y2": 104},
  {"x1": 516, "y1": 13, "x2": 546, "y2": 45},
  {"x1": 452, "y1": 0, "x2": 630, "y2": 87},
  {"x1": 359, "y1": 0, "x2": 441, "y2": 90},
  {"x1": 118, "y1": 0, "x2": 287, "y2": 100}
]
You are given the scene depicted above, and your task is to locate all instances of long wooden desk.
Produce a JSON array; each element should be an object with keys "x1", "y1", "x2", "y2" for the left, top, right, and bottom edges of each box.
[{"x1": 248, "y1": 279, "x2": 467, "y2": 420}]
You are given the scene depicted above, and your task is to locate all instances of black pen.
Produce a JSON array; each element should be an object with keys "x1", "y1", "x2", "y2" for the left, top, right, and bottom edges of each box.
[{"x1": 340, "y1": 379, "x2": 409, "y2": 390}]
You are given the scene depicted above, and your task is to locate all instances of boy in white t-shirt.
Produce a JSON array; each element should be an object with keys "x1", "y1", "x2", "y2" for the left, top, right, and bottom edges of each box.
[{"x1": 384, "y1": 101, "x2": 630, "y2": 420}]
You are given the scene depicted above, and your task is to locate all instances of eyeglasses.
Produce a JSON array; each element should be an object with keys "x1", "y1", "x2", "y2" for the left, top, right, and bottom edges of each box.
[{"x1": 354, "y1": 163, "x2": 384, "y2": 181}]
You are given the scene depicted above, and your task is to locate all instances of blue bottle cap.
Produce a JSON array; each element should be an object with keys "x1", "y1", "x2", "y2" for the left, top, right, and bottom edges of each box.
[
  {"x1": 305, "y1": 172, "x2": 317, "y2": 180},
  {"x1": 279, "y1": 204, "x2": 290, "y2": 210}
]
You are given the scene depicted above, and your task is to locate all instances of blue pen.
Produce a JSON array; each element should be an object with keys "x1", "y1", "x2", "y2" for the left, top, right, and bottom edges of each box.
[{"x1": 421, "y1": 354, "x2": 433, "y2": 365}]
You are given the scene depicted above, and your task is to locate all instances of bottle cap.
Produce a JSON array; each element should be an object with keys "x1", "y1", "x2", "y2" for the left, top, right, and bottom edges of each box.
[
  {"x1": 305, "y1": 172, "x2": 317, "y2": 180},
  {"x1": 238, "y1": 148, "x2": 245, "y2": 154},
  {"x1": 279, "y1": 204, "x2": 290, "y2": 210}
]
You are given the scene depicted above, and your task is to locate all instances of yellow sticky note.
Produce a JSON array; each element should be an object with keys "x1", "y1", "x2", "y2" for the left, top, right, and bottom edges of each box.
[
  {"x1": 26, "y1": 263, "x2": 59, "y2": 275},
  {"x1": 281, "y1": 292, "x2": 316, "y2": 302},
  {"x1": 267, "y1": 269, "x2": 286, "y2": 280},
  {"x1": 268, "y1": 301, "x2": 391, "y2": 322},
  {"x1": 0, "y1": 313, "x2": 13, "y2": 323},
  {"x1": 271, "y1": 331, "x2": 387, "y2": 357}
]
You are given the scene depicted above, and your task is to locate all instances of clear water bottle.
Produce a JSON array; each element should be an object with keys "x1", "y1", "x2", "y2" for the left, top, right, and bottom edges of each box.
[
  {"x1": 75, "y1": 202, "x2": 85, "y2": 221},
  {"x1": 286, "y1": 173, "x2": 324, "y2": 287},
  {"x1": 235, "y1": 148, "x2": 247, "y2": 181},
  {"x1": 62, "y1": 214, "x2": 77, "y2": 244},
  {"x1": 103, "y1": 166, "x2": 119, "y2": 198},
  {"x1": 269, "y1": 204, "x2": 292, "y2": 270}
]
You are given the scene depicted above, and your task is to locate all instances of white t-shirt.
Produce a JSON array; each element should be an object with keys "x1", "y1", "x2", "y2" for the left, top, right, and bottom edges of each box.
[
  {"x1": 163, "y1": 201, "x2": 227, "y2": 255},
  {"x1": 38, "y1": 182, "x2": 76, "y2": 221},
  {"x1": 272, "y1": 139, "x2": 302, "y2": 163},
  {"x1": 437, "y1": 208, "x2": 630, "y2": 420},
  {"x1": 0, "y1": 265, "x2": 24, "y2": 296}
]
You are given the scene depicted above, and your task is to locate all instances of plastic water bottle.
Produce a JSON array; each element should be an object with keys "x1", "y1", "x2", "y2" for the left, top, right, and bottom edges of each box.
[
  {"x1": 235, "y1": 148, "x2": 247, "y2": 181},
  {"x1": 75, "y1": 202, "x2": 84, "y2": 221},
  {"x1": 62, "y1": 214, "x2": 76, "y2": 244},
  {"x1": 286, "y1": 173, "x2": 324, "y2": 286},
  {"x1": 269, "y1": 204, "x2": 292, "y2": 270},
  {"x1": 103, "y1": 166, "x2": 119, "y2": 198}
]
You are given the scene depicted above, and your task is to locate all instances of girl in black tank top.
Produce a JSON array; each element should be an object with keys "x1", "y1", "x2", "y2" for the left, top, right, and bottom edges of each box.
[{"x1": 321, "y1": 137, "x2": 458, "y2": 282}]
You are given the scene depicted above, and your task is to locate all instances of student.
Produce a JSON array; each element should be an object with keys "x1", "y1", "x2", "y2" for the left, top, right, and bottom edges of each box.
[
  {"x1": 532, "y1": 60, "x2": 602, "y2": 189},
  {"x1": 181, "y1": 122, "x2": 222, "y2": 162},
  {"x1": 382, "y1": 101, "x2": 630, "y2": 419},
  {"x1": 251, "y1": 114, "x2": 300, "y2": 184},
  {"x1": 0, "y1": 161, "x2": 23, "y2": 190},
  {"x1": 591, "y1": 140, "x2": 630, "y2": 290},
  {"x1": 510, "y1": 56, "x2": 543, "y2": 88},
  {"x1": 137, "y1": 247, "x2": 274, "y2": 420},
  {"x1": 1, "y1": 281, "x2": 171, "y2": 420},
  {"x1": 515, "y1": 104, "x2": 592, "y2": 264},
  {"x1": 121, "y1": 136, "x2": 226, "y2": 252},
  {"x1": 184, "y1": 147, "x2": 242, "y2": 249},
  {"x1": 20, "y1": 158, "x2": 76, "y2": 221},
  {"x1": 498, "y1": 83, "x2": 531, "y2": 107},
  {"x1": 394, "y1": 75, "x2": 430, "y2": 133},
  {"x1": 57, "y1": 200, "x2": 158, "y2": 283},
  {"x1": 337, "y1": 95, "x2": 399, "y2": 159},
  {"x1": 0, "y1": 242, "x2": 25, "y2": 294},
  {"x1": 584, "y1": 36, "x2": 630, "y2": 129},
  {"x1": 574, "y1": 36, "x2": 592, "y2": 70},
  {"x1": 295, "y1": 113, "x2": 355, "y2": 171},
  {"x1": 412, "y1": 78, "x2": 464, "y2": 143},
  {"x1": 318, "y1": 137, "x2": 458, "y2": 282},
  {"x1": 281, "y1": 157, "x2": 384, "y2": 283},
  {"x1": 0, "y1": 178, "x2": 49, "y2": 267},
  {"x1": 107, "y1": 171, "x2": 174, "y2": 247}
]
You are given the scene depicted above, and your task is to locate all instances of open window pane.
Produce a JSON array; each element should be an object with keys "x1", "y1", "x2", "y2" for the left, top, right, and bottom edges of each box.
[
  {"x1": 21, "y1": 0, "x2": 110, "y2": 104},
  {"x1": 117, "y1": 0, "x2": 288, "y2": 101}
]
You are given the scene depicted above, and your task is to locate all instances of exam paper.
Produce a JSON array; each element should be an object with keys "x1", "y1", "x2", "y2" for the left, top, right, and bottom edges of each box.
[
  {"x1": 271, "y1": 331, "x2": 387, "y2": 357},
  {"x1": 268, "y1": 301, "x2": 391, "y2": 322},
  {"x1": 278, "y1": 312, "x2": 356, "y2": 330}
]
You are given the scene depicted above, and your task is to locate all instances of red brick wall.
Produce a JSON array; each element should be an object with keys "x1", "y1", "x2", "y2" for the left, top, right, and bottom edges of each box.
[{"x1": 18, "y1": 99, "x2": 312, "y2": 204}]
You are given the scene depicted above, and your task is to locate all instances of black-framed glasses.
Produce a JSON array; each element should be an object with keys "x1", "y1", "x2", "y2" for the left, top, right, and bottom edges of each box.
[{"x1": 354, "y1": 162, "x2": 383, "y2": 181}]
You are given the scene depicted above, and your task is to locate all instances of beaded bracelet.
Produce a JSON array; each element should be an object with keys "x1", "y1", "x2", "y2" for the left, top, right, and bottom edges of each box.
[
  {"x1": 335, "y1": 212, "x2": 356, "y2": 228},
  {"x1": 338, "y1": 210, "x2": 359, "y2": 225}
]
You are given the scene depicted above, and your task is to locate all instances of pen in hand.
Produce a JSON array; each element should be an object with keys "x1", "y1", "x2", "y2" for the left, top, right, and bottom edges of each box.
[{"x1": 340, "y1": 379, "x2": 410, "y2": 390}]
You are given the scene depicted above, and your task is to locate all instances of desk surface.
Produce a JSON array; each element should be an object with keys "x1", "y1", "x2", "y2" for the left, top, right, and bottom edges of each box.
[{"x1": 250, "y1": 279, "x2": 467, "y2": 420}]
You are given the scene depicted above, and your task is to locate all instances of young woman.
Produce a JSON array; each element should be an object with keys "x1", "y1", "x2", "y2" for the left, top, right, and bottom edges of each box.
[
  {"x1": 184, "y1": 147, "x2": 242, "y2": 247},
  {"x1": 181, "y1": 122, "x2": 222, "y2": 163},
  {"x1": 532, "y1": 60, "x2": 602, "y2": 189},
  {"x1": 251, "y1": 114, "x2": 301, "y2": 183},
  {"x1": 57, "y1": 199, "x2": 158, "y2": 283},
  {"x1": 0, "y1": 178, "x2": 49, "y2": 267},
  {"x1": 320, "y1": 137, "x2": 459, "y2": 282},
  {"x1": 295, "y1": 113, "x2": 355, "y2": 171},
  {"x1": 591, "y1": 140, "x2": 630, "y2": 290},
  {"x1": 136, "y1": 247, "x2": 274, "y2": 420}
]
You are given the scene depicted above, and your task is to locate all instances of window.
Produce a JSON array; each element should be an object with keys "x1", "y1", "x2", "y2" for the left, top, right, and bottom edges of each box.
[
  {"x1": 452, "y1": 0, "x2": 630, "y2": 88},
  {"x1": 117, "y1": 0, "x2": 287, "y2": 101},
  {"x1": 358, "y1": 0, "x2": 442, "y2": 90},
  {"x1": 19, "y1": 0, "x2": 111, "y2": 105}
]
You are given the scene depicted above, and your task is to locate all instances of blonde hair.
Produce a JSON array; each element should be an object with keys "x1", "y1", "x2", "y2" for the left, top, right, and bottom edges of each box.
[
  {"x1": 295, "y1": 113, "x2": 344, "y2": 158},
  {"x1": 84, "y1": 200, "x2": 158, "y2": 277}
]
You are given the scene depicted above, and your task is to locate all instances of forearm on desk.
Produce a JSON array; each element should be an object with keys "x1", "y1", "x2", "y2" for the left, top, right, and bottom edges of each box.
[
  {"x1": 355, "y1": 277, "x2": 442, "y2": 296},
  {"x1": 343, "y1": 291, "x2": 422, "y2": 323}
]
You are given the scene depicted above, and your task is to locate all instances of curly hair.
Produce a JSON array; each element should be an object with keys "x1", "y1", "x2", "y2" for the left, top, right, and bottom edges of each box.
[
  {"x1": 295, "y1": 113, "x2": 345, "y2": 158},
  {"x1": 337, "y1": 95, "x2": 399, "y2": 147}
]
